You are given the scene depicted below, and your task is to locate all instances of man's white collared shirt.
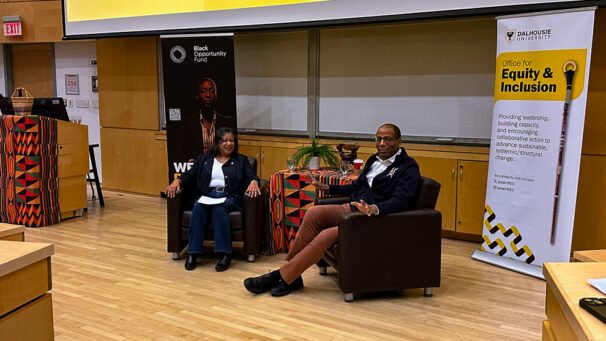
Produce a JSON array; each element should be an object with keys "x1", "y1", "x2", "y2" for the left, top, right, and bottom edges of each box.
[{"x1": 366, "y1": 149, "x2": 401, "y2": 187}]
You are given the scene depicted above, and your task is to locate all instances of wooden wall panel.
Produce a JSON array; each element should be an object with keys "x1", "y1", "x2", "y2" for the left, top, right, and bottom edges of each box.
[
  {"x1": 100, "y1": 128, "x2": 168, "y2": 196},
  {"x1": 571, "y1": 155, "x2": 606, "y2": 252},
  {"x1": 11, "y1": 44, "x2": 54, "y2": 98},
  {"x1": 97, "y1": 37, "x2": 160, "y2": 130},
  {"x1": 0, "y1": 1, "x2": 62, "y2": 43},
  {"x1": 583, "y1": 9, "x2": 606, "y2": 156}
]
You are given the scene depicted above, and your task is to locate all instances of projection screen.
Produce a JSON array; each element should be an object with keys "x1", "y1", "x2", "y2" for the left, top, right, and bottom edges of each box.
[{"x1": 61, "y1": 0, "x2": 584, "y2": 39}]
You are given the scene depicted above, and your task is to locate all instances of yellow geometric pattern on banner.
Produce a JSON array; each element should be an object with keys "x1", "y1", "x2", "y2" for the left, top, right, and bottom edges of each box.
[
  {"x1": 66, "y1": 0, "x2": 327, "y2": 22},
  {"x1": 481, "y1": 235, "x2": 507, "y2": 256},
  {"x1": 494, "y1": 49, "x2": 587, "y2": 102},
  {"x1": 482, "y1": 204, "x2": 535, "y2": 263},
  {"x1": 508, "y1": 225, "x2": 535, "y2": 263}
]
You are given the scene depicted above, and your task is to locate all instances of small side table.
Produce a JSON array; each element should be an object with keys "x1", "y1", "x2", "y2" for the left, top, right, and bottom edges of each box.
[{"x1": 265, "y1": 168, "x2": 357, "y2": 255}]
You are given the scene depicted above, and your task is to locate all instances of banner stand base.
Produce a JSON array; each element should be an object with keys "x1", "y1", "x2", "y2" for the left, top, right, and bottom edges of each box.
[{"x1": 471, "y1": 250, "x2": 544, "y2": 280}]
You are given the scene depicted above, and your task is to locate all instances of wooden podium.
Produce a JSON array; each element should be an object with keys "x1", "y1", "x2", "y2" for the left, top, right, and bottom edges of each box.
[
  {"x1": 57, "y1": 120, "x2": 88, "y2": 219},
  {"x1": 0, "y1": 116, "x2": 88, "y2": 226},
  {"x1": 543, "y1": 262, "x2": 606, "y2": 340},
  {"x1": 0, "y1": 241, "x2": 55, "y2": 340}
]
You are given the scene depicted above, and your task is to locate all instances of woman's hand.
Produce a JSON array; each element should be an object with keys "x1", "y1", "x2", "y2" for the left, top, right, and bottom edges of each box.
[
  {"x1": 351, "y1": 199, "x2": 379, "y2": 216},
  {"x1": 166, "y1": 179, "x2": 181, "y2": 198},
  {"x1": 246, "y1": 180, "x2": 261, "y2": 198}
]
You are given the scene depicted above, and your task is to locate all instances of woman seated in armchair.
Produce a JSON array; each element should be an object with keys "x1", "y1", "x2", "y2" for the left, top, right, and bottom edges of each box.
[{"x1": 166, "y1": 127, "x2": 260, "y2": 272}]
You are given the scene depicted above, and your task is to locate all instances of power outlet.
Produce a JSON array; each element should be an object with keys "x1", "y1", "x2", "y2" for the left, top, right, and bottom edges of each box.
[
  {"x1": 68, "y1": 99, "x2": 73, "y2": 108},
  {"x1": 76, "y1": 99, "x2": 89, "y2": 108}
]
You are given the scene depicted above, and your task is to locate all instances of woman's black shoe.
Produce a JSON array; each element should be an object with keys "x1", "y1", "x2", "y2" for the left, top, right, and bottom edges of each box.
[
  {"x1": 184, "y1": 254, "x2": 198, "y2": 271},
  {"x1": 215, "y1": 253, "x2": 232, "y2": 272},
  {"x1": 271, "y1": 275, "x2": 304, "y2": 297}
]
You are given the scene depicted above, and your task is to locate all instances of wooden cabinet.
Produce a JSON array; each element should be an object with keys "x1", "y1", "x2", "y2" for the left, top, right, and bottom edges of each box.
[
  {"x1": 239, "y1": 134, "x2": 490, "y2": 238},
  {"x1": 238, "y1": 145, "x2": 261, "y2": 177},
  {"x1": 238, "y1": 144, "x2": 301, "y2": 179},
  {"x1": 260, "y1": 146, "x2": 300, "y2": 179},
  {"x1": 416, "y1": 157, "x2": 457, "y2": 231},
  {"x1": 416, "y1": 157, "x2": 488, "y2": 236},
  {"x1": 239, "y1": 136, "x2": 305, "y2": 179},
  {"x1": 456, "y1": 160, "x2": 488, "y2": 235}
]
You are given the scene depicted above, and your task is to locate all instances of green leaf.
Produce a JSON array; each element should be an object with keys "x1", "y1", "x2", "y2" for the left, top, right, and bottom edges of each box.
[{"x1": 291, "y1": 138, "x2": 339, "y2": 168}]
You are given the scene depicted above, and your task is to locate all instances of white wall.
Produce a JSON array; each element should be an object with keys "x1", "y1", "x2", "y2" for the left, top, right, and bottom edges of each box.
[
  {"x1": 0, "y1": 44, "x2": 6, "y2": 97},
  {"x1": 54, "y1": 41, "x2": 102, "y2": 182}
]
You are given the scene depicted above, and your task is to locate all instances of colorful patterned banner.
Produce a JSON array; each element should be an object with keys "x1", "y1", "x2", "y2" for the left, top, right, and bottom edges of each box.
[
  {"x1": 265, "y1": 168, "x2": 356, "y2": 255},
  {"x1": 0, "y1": 115, "x2": 59, "y2": 227}
]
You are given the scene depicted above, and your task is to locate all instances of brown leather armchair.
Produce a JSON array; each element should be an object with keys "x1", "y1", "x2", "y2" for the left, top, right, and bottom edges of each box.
[
  {"x1": 316, "y1": 176, "x2": 441, "y2": 302},
  {"x1": 166, "y1": 157, "x2": 267, "y2": 262}
]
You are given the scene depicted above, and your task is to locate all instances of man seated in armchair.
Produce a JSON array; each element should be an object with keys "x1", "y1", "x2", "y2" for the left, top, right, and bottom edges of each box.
[{"x1": 243, "y1": 123, "x2": 421, "y2": 297}]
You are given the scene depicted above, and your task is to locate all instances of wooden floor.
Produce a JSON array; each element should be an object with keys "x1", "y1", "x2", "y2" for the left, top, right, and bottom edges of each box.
[{"x1": 23, "y1": 190, "x2": 547, "y2": 340}]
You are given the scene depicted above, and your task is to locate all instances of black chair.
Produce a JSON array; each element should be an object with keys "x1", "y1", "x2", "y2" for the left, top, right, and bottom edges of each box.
[
  {"x1": 166, "y1": 157, "x2": 267, "y2": 261},
  {"x1": 316, "y1": 176, "x2": 442, "y2": 302}
]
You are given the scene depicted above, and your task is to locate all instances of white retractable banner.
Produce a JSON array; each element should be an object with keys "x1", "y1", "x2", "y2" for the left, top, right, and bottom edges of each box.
[{"x1": 472, "y1": 9, "x2": 595, "y2": 278}]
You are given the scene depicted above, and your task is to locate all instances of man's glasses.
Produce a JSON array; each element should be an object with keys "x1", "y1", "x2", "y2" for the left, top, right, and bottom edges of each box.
[{"x1": 374, "y1": 136, "x2": 394, "y2": 143}]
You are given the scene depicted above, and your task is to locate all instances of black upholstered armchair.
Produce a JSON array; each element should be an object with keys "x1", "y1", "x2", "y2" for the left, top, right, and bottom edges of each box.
[
  {"x1": 166, "y1": 157, "x2": 267, "y2": 262},
  {"x1": 316, "y1": 176, "x2": 442, "y2": 302}
]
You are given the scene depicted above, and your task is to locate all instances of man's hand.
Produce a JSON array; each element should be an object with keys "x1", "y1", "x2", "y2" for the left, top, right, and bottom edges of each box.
[
  {"x1": 351, "y1": 199, "x2": 379, "y2": 216},
  {"x1": 308, "y1": 174, "x2": 329, "y2": 191},
  {"x1": 166, "y1": 179, "x2": 181, "y2": 198},
  {"x1": 246, "y1": 180, "x2": 261, "y2": 198}
]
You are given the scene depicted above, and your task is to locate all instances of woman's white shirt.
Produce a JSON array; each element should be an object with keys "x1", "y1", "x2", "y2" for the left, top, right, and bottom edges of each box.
[{"x1": 209, "y1": 158, "x2": 226, "y2": 187}]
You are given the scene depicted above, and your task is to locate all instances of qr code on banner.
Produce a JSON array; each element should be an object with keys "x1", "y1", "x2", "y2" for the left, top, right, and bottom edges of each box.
[{"x1": 168, "y1": 108, "x2": 181, "y2": 121}]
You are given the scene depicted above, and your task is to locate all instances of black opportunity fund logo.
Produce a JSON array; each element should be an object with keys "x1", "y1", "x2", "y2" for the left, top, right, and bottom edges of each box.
[{"x1": 169, "y1": 45, "x2": 186, "y2": 63}]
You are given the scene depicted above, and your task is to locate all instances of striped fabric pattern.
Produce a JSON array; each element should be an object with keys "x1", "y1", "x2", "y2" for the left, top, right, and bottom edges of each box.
[
  {"x1": 265, "y1": 168, "x2": 356, "y2": 255},
  {"x1": 0, "y1": 115, "x2": 59, "y2": 227}
]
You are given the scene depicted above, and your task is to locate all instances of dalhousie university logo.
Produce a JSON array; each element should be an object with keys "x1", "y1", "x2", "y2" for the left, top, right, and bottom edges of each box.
[{"x1": 505, "y1": 29, "x2": 516, "y2": 44}]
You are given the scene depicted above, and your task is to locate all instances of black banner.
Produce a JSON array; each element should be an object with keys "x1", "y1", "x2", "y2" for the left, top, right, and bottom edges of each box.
[{"x1": 161, "y1": 35, "x2": 237, "y2": 181}]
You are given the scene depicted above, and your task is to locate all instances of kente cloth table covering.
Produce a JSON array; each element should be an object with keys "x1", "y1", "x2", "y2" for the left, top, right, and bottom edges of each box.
[
  {"x1": 265, "y1": 168, "x2": 357, "y2": 255},
  {"x1": 0, "y1": 115, "x2": 59, "y2": 227}
]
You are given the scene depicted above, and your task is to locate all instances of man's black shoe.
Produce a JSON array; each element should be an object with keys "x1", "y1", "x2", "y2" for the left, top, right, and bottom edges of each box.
[
  {"x1": 184, "y1": 254, "x2": 198, "y2": 271},
  {"x1": 243, "y1": 270, "x2": 280, "y2": 294},
  {"x1": 270, "y1": 275, "x2": 303, "y2": 297},
  {"x1": 215, "y1": 253, "x2": 232, "y2": 272}
]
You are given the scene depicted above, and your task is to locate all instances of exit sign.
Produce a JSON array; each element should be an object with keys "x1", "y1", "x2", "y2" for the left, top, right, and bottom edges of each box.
[{"x1": 3, "y1": 22, "x2": 22, "y2": 36}]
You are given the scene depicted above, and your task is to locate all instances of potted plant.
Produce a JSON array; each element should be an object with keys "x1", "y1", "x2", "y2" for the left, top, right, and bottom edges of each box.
[{"x1": 292, "y1": 138, "x2": 339, "y2": 170}]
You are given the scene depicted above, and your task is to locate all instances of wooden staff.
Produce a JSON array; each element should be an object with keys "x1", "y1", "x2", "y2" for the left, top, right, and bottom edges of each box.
[{"x1": 551, "y1": 60, "x2": 576, "y2": 244}]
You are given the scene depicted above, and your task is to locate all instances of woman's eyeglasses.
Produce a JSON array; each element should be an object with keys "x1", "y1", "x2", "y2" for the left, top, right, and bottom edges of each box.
[{"x1": 220, "y1": 139, "x2": 235, "y2": 144}]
